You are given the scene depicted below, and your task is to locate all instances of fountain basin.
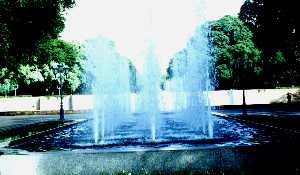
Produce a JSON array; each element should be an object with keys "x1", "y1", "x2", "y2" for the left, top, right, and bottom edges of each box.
[
  {"x1": 1, "y1": 113, "x2": 300, "y2": 174},
  {"x1": 7, "y1": 113, "x2": 265, "y2": 152},
  {"x1": 1, "y1": 141, "x2": 300, "y2": 175}
]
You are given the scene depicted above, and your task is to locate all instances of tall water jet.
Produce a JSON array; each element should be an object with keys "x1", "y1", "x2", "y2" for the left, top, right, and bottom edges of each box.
[
  {"x1": 84, "y1": 36, "x2": 131, "y2": 143},
  {"x1": 84, "y1": 0, "x2": 214, "y2": 143},
  {"x1": 169, "y1": 24, "x2": 214, "y2": 138},
  {"x1": 138, "y1": 42, "x2": 161, "y2": 141}
]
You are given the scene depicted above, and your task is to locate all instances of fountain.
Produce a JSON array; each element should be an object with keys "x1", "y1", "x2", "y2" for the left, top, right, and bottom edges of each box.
[
  {"x1": 169, "y1": 24, "x2": 214, "y2": 138},
  {"x1": 138, "y1": 42, "x2": 161, "y2": 141},
  {"x1": 81, "y1": 22, "x2": 215, "y2": 145},
  {"x1": 74, "y1": 1, "x2": 232, "y2": 146},
  {"x1": 5, "y1": 1, "x2": 263, "y2": 151},
  {"x1": 84, "y1": 37, "x2": 132, "y2": 144},
  {"x1": 1, "y1": 1, "x2": 299, "y2": 174}
]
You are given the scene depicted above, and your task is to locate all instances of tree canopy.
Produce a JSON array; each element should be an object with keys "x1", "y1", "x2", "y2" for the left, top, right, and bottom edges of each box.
[
  {"x1": 10, "y1": 39, "x2": 85, "y2": 95},
  {"x1": 0, "y1": 0, "x2": 87, "y2": 96},
  {"x1": 239, "y1": 0, "x2": 300, "y2": 86},
  {"x1": 0, "y1": 0, "x2": 75, "y2": 65},
  {"x1": 209, "y1": 15, "x2": 262, "y2": 89},
  {"x1": 167, "y1": 16, "x2": 263, "y2": 90}
]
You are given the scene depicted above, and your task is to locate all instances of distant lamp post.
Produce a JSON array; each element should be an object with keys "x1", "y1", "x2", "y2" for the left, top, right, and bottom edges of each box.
[
  {"x1": 57, "y1": 86, "x2": 61, "y2": 96},
  {"x1": 14, "y1": 84, "x2": 19, "y2": 97},
  {"x1": 53, "y1": 63, "x2": 69, "y2": 121}
]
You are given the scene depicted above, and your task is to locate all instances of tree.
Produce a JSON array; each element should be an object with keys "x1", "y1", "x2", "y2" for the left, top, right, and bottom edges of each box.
[
  {"x1": 0, "y1": 0, "x2": 75, "y2": 71},
  {"x1": 18, "y1": 64, "x2": 44, "y2": 85},
  {"x1": 0, "y1": 0, "x2": 76, "y2": 95},
  {"x1": 166, "y1": 17, "x2": 262, "y2": 90},
  {"x1": 0, "y1": 0, "x2": 75, "y2": 58},
  {"x1": 17, "y1": 39, "x2": 85, "y2": 95},
  {"x1": 0, "y1": 23, "x2": 11, "y2": 68},
  {"x1": 0, "y1": 68, "x2": 16, "y2": 95},
  {"x1": 239, "y1": 0, "x2": 300, "y2": 86},
  {"x1": 166, "y1": 50, "x2": 188, "y2": 81},
  {"x1": 209, "y1": 15, "x2": 263, "y2": 89},
  {"x1": 267, "y1": 50, "x2": 297, "y2": 87}
]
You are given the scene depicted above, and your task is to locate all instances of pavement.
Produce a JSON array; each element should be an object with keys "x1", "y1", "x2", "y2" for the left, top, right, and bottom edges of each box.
[
  {"x1": 0, "y1": 113, "x2": 90, "y2": 130},
  {"x1": 0, "y1": 113, "x2": 91, "y2": 147}
]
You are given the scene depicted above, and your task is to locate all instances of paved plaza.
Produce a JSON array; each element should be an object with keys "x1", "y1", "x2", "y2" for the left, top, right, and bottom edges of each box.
[
  {"x1": 0, "y1": 107, "x2": 299, "y2": 138},
  {"x1": 0, "y1": 114, "x2": 90, "y2": 131}
]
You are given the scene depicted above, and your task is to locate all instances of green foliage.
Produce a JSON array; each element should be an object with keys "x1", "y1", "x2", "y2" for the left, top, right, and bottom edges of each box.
[
  {"x1": 0, "y1": 68, "x2": 16, "y2": 95},
  {"x1": 166, "y1": 51, "x2": 187, "y2": 80},
  {"x1": 216, "y1": 64, "x2": 232, "y2": 80},
  {"x1": 0, "y1": 0, "x2": 80, "y2": 95},
  {"x1": 0, "y1": 39, "x2": 86, "y2": 96},
  {"x1": 18, "y1": 64, "x2": 44, "y2": 85},
  {"x1": 166, "y1": 18, "x2": 262, "y2": 90},
  {"x1": 0, "y1": 23, "x2": 12, "y2": 67},
  {"x1": 0, "y1": 0, "x2": 75, "y2": 63},
  {"x1": 267, "y1": 50, "x2": 296, "y2": 86},
  {"x1": 35, "y1": 39, "x2": 82, "y2": 66},
  {"x1": 273, "y1": 51, "x2": 285, "y2": 64},
  {"x1": 239, "y1": 0, "x2": 300, "y2": 87},
  {"x1": 209, "y1": 15, "x2": 263, "y2": 89},
  {"x1": 66, "y1": 64, "x2": 83, "y2": 92},
  {"x1": 28, "y1": 39, "x2": 85, "y2": 95}
]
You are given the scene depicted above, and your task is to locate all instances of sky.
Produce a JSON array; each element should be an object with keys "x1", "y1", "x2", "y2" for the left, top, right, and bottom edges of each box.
[{"x1": 60, "y1": 0, "x2": 245, "y2": 72}]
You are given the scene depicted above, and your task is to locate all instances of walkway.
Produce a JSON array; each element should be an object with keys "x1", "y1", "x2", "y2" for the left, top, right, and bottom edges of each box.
[{"x1": 0, "y1": 113, "x2": 90, "y2": 130}]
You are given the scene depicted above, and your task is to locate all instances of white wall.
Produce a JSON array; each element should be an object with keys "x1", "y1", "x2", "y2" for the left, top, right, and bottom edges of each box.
[
  {"x1": 0, "y1": 97, "x2": 39, "y2": 112},
  {"x1": 0, "y1": 88, "x2": 298, "y2": 112},
  {"x1": 208, "y1": 89, "x2": 298, "y2": 106},
  {"x1": 0, "y1": 95, "x2": 94, "y2": 112}
]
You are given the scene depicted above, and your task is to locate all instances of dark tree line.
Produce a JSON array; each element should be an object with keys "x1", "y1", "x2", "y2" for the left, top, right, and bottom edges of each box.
[{"x1": 239, "y1": 0, "x2": 300, "y2": 87}]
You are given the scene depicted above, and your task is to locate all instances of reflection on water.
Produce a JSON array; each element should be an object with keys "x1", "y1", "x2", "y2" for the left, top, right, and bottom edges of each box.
[{"x1": 8, "y1": 113, "x2": 281, "y2": 152}]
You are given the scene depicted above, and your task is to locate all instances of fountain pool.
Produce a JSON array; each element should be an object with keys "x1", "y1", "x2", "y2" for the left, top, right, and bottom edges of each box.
[{"x1": 9, "y1": 112, "x2": 267, "y2": 152}]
